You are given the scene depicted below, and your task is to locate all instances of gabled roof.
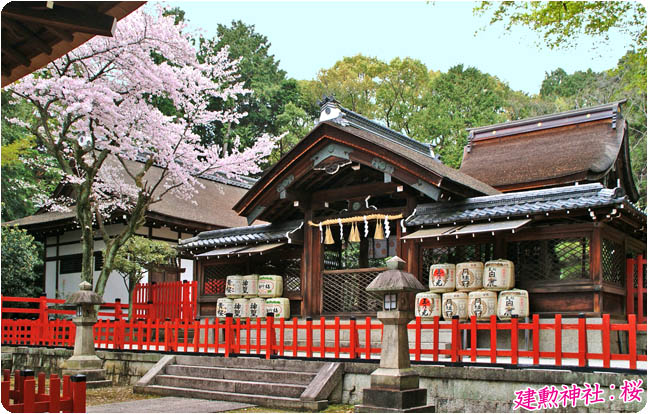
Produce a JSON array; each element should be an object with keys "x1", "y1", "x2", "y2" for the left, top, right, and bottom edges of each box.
[
  {"x1": 234, "y1": 99, "x2": 499, "y2": 222},
  {"x1": 459, "y1": 101, "x2": 639, "y2": 201},
  {"x1": 406, "y1": 183, "x2": 645, "y2": 227},
  {"x1": 178, "y1": 220, "x2": 303, "y2": 250},
  {"x1": 4, "y1": 158, "x2": 252, "y2": 233}
]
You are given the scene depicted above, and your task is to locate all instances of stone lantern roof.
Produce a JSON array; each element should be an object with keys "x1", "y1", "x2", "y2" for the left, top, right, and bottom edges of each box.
[
  {"x1": 366, "y1": 257, "x2": 426, "y2": 294},
  {"x1": 65, "y1": 281, "x2": 103, "y2": 305}
]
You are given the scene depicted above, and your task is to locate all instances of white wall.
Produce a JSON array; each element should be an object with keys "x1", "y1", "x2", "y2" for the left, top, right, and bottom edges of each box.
[{"x1": 44, "y1": 223, "x2": 195, "y2": 303}]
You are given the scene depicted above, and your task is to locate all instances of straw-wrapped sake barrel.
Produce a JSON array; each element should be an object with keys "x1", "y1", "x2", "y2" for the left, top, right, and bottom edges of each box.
[
  {"x1": 483, "y1": 260, "x2": 515, "y2": 291},
  {"x1": 428, "y1": 264, "x2": 456, "y2": 293},
  {"x1": 248, "y1": 297, "x2": 267, "y2": 319},
  {"x1": 225, "y1": 275, "x2": 243, "y2": 298},
  {"x1": 258, "y1": 275, "x2": 283, "y2": 298},
  {"x1": 456, "y1": 262, "x2": 484, "y2": 291},
  {"x1": 233, "y1": 298, "x2": 249, "y2": 319},
  {"x1": 415, "y1": 292, "x2": 442, "y2": 319},
  {"x1": 442, "y1": 291, "x2": 468, "y2": 321},
  {"x1": 468, "y1": 290, "x2": 498, "y2": 321},
  {"x1": 265, "y1": 298, "x2": 290, "y2": 319},
  {"x1": 216, "y1": 297, "x2": 234, "y2": 319},
  {"x1": 497, "y1": 289, "x2": 529, "y2": 320},
  {"x1": 242, "y1": 274, "x2": 259, "y2": 298}
]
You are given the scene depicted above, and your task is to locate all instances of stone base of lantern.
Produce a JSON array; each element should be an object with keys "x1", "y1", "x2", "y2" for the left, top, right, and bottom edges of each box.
[
  {"x1": 355, "y1": 388, "x2": 434, "y2": 413},
  {"x1": 62, "y1": 356, "x2": 111, "y2": 388}
]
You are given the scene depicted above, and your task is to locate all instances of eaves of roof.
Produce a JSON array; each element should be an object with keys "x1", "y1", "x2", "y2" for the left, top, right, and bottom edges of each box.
[{"x1": 178, "y1": 220, "x2": 304, "y2": 250}]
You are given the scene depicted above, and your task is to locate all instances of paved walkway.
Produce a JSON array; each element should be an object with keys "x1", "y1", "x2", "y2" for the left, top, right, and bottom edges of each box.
[{"x1": 87, "y1": 397, "x2": 255, "y2": 413}]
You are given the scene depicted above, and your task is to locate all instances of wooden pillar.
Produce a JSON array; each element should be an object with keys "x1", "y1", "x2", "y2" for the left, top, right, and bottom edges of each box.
[
  {"x1": 359, "y1": 237, "x2": 369, "y2": 268},
  {"x1": 301, "y1": 205, "x2": 312, "y2": 317},
  {"x1": 301, "y1": 203, "x2": 322, "y2": 317},
  {"x1": 591, "y1": 224, "x2": 603, "y2": 314},
  {"x1": 403, "y1": 196, "x2": 419, "y2": 279}
]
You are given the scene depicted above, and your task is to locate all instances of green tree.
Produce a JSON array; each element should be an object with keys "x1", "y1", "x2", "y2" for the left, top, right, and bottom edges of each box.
[
  {"x1": 1, "y1": 226, "x2": 43, "y2": 297},
  {"x1": 417, "y1": 64, "x2": 509, "y2": 167},
  {"x1": 474, "y1": 1, "x2": 646, "y2": 52},
  {"x1": 112, "y1": 236, "x2": 177, "y2": 319},
  {"x1": 197, "y1": 21, "x2": 300, "y2": 153},
  {"x1": 1, "y1": 91, "x2": 60, "y2": 222}
]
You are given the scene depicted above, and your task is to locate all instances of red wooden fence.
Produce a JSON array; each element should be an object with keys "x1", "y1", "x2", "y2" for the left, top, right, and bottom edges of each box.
[
  {"x1": 1, "y1": 369, "x2": 85, "y2": 413},
  {"x1": 627, "y1": 255, "x2": 646, "y2": 324},
  {"x1": 131, "y1": 281, "x2": 197, "y2": 321}
]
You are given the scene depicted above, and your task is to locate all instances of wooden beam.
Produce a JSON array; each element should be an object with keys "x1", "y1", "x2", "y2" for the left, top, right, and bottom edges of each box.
[
  {"x1": 3, "y1": 18, "x2": 53, "y2": 55},
  {"x1": 2, "y1": 4, "x2": 117, "y2": 37},
  {"x1": 1, "y1": 43, "x2": 30, "y2": 66},
  {"x1": 45, "y1": 26, "x2": 74, "y2": 42},
  {"x1": 312, "y1": 182, "x2": 399, "y2": 204}
]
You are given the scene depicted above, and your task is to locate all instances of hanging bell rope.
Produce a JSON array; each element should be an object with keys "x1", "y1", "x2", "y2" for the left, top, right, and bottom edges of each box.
[{"x1": 308, "y1": 213, "x2": 403, "y2": 227}]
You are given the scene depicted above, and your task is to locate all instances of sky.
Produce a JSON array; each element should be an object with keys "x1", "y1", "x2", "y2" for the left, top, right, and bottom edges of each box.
[{"x1": 166, "y1": 1, "x2": 631, "y2": 95}]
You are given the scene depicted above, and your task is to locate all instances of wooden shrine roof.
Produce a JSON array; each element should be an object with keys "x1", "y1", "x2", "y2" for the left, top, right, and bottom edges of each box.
[
  {"x1": 2, "y1": 1, "x2": 144, "y2": 86},
  {"x1": 407, "y1": 183, "x2": 645, "y2": 232},
  {"x1": 459, "y1": 101, "x2": 639, "y2": 201}
]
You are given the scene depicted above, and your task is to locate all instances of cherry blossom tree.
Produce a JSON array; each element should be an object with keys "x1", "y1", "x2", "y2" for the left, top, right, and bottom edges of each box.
[{"x1": 6, "y1": 6, "x2": 276, "y2": 297}]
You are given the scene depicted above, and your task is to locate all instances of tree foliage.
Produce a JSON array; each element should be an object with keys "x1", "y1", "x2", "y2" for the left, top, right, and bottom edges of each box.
[
  {"x1": 474, "y1": 1, "x2": 646, "y2": 52},
  {"x1": 112, "y1": 236, "x2": 177, "y2": 319},
  {"x1": 1, "y1": 226, "x2": 43, "y2": 298}
]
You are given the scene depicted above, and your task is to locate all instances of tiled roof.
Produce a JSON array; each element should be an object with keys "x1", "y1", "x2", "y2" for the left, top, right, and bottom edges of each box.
[
  {"x1": 406, "y1": 183, "x2": 644, "y2": 227},
  {"x1": 178, "y1": 220, "x2": 303, "y2": 250}
]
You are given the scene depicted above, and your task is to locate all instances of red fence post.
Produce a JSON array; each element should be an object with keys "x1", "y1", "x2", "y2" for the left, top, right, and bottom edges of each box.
[
  {"x1": 489, "y1": 315, "x2": 497, "y2": 364},
  {"x1": 365, "y1": 316, "x2": 372, "y2": 360},
  {"x1": 414, "y1": 316, "x2": 422, "y2": 362},
  {"x1": 225, "y1": 314, "x2": 232, "y2": 357},
  {"x1": 23, "y1": 376, "x2": 35, "y2": 413},
  {"x1": 602, "y1": 313, "x2": 610, "y2": 368},
  {"x1": 554, "y1": 314, "x2": 562, "y2": 366},
  {"x1": 628, "y1": 314, "x2": 637, "y2": 370},
  {"x1": 577, "y1": 313, "x2": 587, "y2": 367},
  {"x1": 349, "y1": 317, "x2": 357, "y2": 359},
  {"x1": 320, "y1": 317, "x2": 326, "y2": 358},
  {"x1": 511, "y1": 315, "x2": 519, "y2": 365},
  {"x1": 451, "y1": 316, "x2": 459, "y2": 362},
  {"x1": 638, "y1": 255, "x2": 645, "y2": 324},
  {"x1": 71, "y1": 375, "x2": 86, "y2": 413},
  {"x1": 265, "y1": 314, "x2": 275, "y2": 360},
  {"x1": 532, "y1": 314, "x2": 540, "y2": 365},
  {"x1": 432, "y1": 316, "x2": 440, "y2": 362},
  {"x1": 1, "y1": 379, "x2": 8, "y2": 409},
  {"x1": 292, "y1": 317, "x2": 298, "y2": 357},
  {"x1": 49, "y1": 374, "x2": 61, "y2": 413},
  {"x1": 627, "y1": 257, "x2": 636, "y2": 318},
  {"x1": 114, "y1": 299, "x2": 122, "y2": 321},
  {"x1": 334, "y1": 317, "x2": 341, "y2": 358},
  {"x1": 37, "y1": 372, "x2": 46, "y2": 396},
  {"x1": 470, "y1": 316, "x2": 477, "y2": 363},
  {"x1": 306, "y1": 317, "x2": 313, "y2": 358}
]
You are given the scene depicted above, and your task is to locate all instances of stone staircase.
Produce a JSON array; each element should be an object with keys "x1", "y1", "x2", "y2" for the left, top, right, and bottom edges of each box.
[{"x1": 134, "y1": 355, "x2": 342, "y2": 411}]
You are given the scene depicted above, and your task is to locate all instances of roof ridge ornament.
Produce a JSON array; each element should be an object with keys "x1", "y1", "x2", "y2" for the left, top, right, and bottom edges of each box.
[{"x1": 318, "y1": 95, "x2": 347, "y2": 125}]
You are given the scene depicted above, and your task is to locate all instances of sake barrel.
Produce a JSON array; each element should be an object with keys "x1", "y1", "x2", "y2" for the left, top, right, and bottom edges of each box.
[
  {"x1": 441, "y1": 291, "x2": 468, "y2": 321},
  {"x1": 265, "y1": 297, "x2": 290, "y2": 319},
  {"x1": 242, "y1": 274, "x2": 259, "y2": 298},
  {"x1": 483, "y1": 259, "x2": 515, "y2": 291},
  {"x1": 216, "y1": 297, "x2": 234, "y2": 319},
  {"x1": 225, "y1": 275, "x2": 243, "y2": 298},
  {"x1": 428, "y1": 264, "x2": 456, "y2": 293},
  {"x1": 415, "y1": 292, "x2": 441, "y2": 320},
  {"x1": 497, "y1": 289, "x2": 529, "y2": 321},
  {"x1": 248, "y1": 297, "x2": 267, "y2": 319},
  {"x1": 233, "y1": 298, "x2": 249, "y2": 319},
  {"x1": 468, "y1": 290, "x2": 498, "y2": 321},
  {"x1": 456, "y1": 262, "x2": 484, "y2": 291},
  {"x1": 258, "y1": 275, "x2": 283, "y2": 298}
]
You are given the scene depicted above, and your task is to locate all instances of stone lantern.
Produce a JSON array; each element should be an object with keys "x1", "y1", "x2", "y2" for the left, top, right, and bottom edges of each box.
[
  {"x1": 62, "y1": 281, "x2": 111, "y2": 387},
  {"x1": 356, "y1": 256, "x2": 435, "y2": 413}
]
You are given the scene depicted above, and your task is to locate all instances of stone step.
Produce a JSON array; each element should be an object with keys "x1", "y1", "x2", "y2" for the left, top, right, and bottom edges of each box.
[
  {"x1": 140, "y1": 384, "x2": 327, "y2": 411},
  {"x1": 166, "y1": 364, "x2": 316, "y2": 385},
  {"x1": 174, "y1": 355, "x2": 324, "y2": 372},
  {"x1": 156, "y1": 374, "x2": 307, "y2": 398}
]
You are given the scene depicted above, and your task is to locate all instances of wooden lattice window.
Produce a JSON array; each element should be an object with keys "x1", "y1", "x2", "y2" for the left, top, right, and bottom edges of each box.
[
  {"x1": 321, "y1": 268, "x2": 384, "y2": 314},
  {"x1": 60, "y1": 254, "x2": 82, "y2": 274},
  {"x1": 203, "y1": 263, "x2": 247, "y2": 295},
  {"x1": 507, "y1": 238, "x2": 590, "y2": 283},
  {"x1": 421, "y1": 244, "x2": 494, "y2": 287},
  {"x1": 602, "y1": 239, "x2": 624, "y2": 286},
  {"x1": 251, "y1": 255, "x2": 302, "y2": 294}
]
